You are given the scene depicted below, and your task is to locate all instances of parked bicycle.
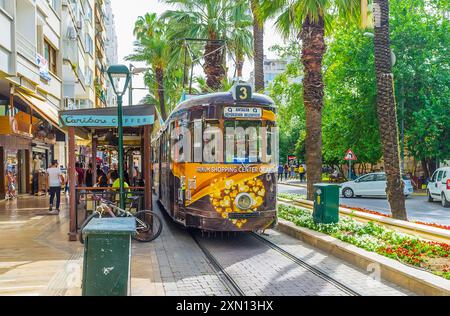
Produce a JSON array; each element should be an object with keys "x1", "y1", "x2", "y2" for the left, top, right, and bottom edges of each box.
[{"x1": 79, "y1": 195, "x2": 162, "y2": 244}]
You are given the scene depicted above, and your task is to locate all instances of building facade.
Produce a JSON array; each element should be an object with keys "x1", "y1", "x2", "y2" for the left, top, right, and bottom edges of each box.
[
  {"x1": 94, "y1": 0, "x2": 107, "y2": 107},
  {"x1": 103, "y1": 0, "x2": 117, "y2": 107},
  {"x1": 0, "y1": 0, "x2": 66, "y2": 199},
  {"x1": 0, "y1": 0, "x2": 114, "y2": 200},
  {"x1": 61, "y1": 0, "x2": 96, "y2": 111}
]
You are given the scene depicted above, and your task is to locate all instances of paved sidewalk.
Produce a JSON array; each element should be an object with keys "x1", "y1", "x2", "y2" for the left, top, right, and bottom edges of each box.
[{"x1": 0, "y1": 195, "x2": 165, "y2": 296}]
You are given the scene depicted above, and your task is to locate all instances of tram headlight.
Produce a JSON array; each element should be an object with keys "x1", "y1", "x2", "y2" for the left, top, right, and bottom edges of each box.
[{"x1": 235, "y1": 193, "x2": 253, "y2": 211}]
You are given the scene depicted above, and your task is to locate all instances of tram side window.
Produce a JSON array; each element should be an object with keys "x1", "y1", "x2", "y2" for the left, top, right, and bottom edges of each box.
[
  {"x1": 203, "y1": 120, "x2": 223, "y2": 163},
  {"x1": 171, "y1": 121, "x2": 191, "y2": 163},
  {"x1": 191, "y1": 119, "x2": 202, "y2": 163},
  {"x1": 263, "y1": 122, "x2": 277, "y2": 164}
]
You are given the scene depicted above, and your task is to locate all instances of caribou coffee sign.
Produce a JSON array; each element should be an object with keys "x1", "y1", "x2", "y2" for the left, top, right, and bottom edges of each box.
[{"x1": 61, "y1": 115, "x2": 155, "y2": 127}]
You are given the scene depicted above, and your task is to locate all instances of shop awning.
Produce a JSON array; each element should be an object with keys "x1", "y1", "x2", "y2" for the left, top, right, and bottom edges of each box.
[
  {"x1": 16, "y1": 91, "x2": 60, "y2": 128},
  {"x1": 59, "y1": 104, "x2": 156, "y2": 128}
]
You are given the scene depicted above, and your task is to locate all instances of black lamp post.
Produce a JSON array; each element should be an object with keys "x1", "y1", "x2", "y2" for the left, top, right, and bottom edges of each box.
[{"x1": 107, "y1": 64, "x2": 131, "y2": 209}]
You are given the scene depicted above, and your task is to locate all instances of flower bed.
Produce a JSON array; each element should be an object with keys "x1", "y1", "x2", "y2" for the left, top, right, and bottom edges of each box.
[
  {"x1": 278, "y1": 204, "x2": 450, "y2": 280},
  {"x1": 278, "y1": 193, "x2": 450, "y2": 231}
]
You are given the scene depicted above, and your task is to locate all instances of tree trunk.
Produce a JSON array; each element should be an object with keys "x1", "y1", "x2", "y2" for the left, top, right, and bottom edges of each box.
[
  {"x1": 250, "y1": 0, "x2": 264, "y2": 92},
  {"x1": 421, "y1": 159, "x2": 429, "y2": 179},
  {"x1": 155, "y1": 67, "x2": 167, "y2": 121},
  {"x1": 204, "y1": 38, "x2": 225, "y2": 91},
  {"x1": 300, "y1": 15, "x2": 325, "y2": 201},
  {"x1": 237, "y1": 54, "x2": 244, "y2": 78},
  {"x1": 373, "y1": 0, "x2": 407, "y2": 220}
]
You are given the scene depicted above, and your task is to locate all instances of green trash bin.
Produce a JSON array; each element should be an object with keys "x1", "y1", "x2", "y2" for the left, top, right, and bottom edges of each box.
[
  {"x1": 82, "y1": 217, "x2": 136, "y2": 296},
  {"x1": 313, "y1": 184, "x2": 340, "y2": 224}
]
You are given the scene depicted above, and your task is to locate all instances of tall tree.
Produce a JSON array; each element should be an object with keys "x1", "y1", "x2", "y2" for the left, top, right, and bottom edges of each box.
[
  {"x1": 162, "y1": 0, "x2": 253, "y2": 91},
  {"x1": 250, "y1": 0, "x2": 265, "y2": 91},
  {"x1": 262, "y1": 0, "x2": 360, "y2": 200},
  {"x1": 127, "y1": 13, "x2": 172, "y2": 120},
  {"x1": 372, "y1": 0, "x2": 407, "y2": 220},
  {"x1": 228, "y1": 1, "x2": 254, "y2": 78}
]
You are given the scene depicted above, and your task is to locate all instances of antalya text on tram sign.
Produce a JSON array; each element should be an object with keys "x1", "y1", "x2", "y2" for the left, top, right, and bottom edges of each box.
[
  {"x1": 344, "y1": 149, "x2": 358, "y2": 161},
  {"x1": 224, "y1": 107, "x2": 262, "y2": 118},
  {"x1": 60, "y1": 115, "x2": 155, "y2": 127}
]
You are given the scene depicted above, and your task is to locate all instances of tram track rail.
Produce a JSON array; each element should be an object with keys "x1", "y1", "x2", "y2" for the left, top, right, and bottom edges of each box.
[
  {"x1": 190, "y1": 228, "x2": 362, "y2": 296},
  {"x1": 189, "y1": 231, "x2": 246, "y2": 296},
  {"x1": 250, "y1": 232, "x2": 361, "y2": 296}
]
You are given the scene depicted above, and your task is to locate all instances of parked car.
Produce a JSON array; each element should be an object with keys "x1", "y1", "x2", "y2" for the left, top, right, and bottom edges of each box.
[
  {"x1": 340, "y1": 172, "x2": 413, "y2": 198},
  {"x1": 427, "y1": 167, "x2": 450, "y2": 207}
]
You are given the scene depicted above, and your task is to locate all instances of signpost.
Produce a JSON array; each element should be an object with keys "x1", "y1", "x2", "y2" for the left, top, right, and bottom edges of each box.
[{"x1": 344, "y1": 149, "x2": 357, "y2": 180}]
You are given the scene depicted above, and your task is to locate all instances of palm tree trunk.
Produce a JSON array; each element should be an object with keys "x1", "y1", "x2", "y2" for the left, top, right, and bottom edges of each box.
[
  {"x1": 250, "y1": 0, "x2": 264, "y2": 92},
  {"x1": 237, "y1": 53, "x2": 244, "y2": 78},
  {"x1": 300, "y1": 15, "x2": 325, "y2": 201},
  {"x1": 155, "y1": 67, "x2": 167, "y2": 121},
  {"x1": 204, "y1": 38, "x2": 225, "y2": 91},
  {"x1": 373, "y1": 0, "x2": 407, "y2": 220}
]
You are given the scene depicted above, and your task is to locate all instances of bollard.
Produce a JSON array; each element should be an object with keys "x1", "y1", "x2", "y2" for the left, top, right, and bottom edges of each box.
[
  {"x1": 82, "y1": 217, "x2": 136, "y2": 296},
  {"x1": 313, "y1": 184, "x2": 340, "y2": 224}
]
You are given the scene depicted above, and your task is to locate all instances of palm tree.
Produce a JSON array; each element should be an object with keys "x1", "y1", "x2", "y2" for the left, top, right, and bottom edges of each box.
[
  {"x1": 250, "y1": 0, "x2": 265, "y2": 92},
  {"x1": 127, "y1": 13, "x2": 171, "y2": 120},
  {"x1": 372, "y1": 0, "x2": 407, "y2": 220},
  {"x1": 261, "y1": 0, "x2": 360, "y2": 200},
  {"x1": 228, "y1": 2, "x2": 253, "y2": 78},
  {"x1": 162, "y1": 0, "x2": 253, "y2": 91}
]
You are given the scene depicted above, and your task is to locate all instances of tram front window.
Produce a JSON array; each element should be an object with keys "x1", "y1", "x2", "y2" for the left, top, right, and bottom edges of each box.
[{"x1": 224, "y1": 121, "x2": 262, "y2": 164}]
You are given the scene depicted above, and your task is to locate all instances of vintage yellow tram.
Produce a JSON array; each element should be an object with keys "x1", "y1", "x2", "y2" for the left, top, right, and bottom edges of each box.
[{"x1": 152, "y1": 84, "x2": 278, "y2": 231}]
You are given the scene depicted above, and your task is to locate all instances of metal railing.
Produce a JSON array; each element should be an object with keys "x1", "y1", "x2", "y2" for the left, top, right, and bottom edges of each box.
[{"x1": 74, "y1": 187, "x2": 145, "y2": 230}]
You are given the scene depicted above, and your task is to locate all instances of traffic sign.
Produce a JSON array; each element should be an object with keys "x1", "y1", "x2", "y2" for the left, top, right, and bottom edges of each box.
[{"x1": 344, "y1": 149, "x2": 357, "y2": 161}]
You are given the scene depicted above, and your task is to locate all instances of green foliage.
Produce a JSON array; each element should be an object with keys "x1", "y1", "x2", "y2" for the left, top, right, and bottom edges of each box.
[
  {"x1": 268, "y1": 0, "x2": 450, "y2": 168},
  {"x1": 268, "y1": 43, "x2": 305, "y2": 163},
  {"x1": 389, "y1": 0, "x2": 450, "y2": 162},
  {"x1": 322, "y1": 24, "x2": 382, "y2": 166}
]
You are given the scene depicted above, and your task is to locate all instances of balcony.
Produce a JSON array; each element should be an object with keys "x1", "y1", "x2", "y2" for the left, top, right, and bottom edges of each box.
[
  {"x1": 62, "y1": 38, "x2": 78, "y2": 63},
  {"x1": 64, "y1": 98, "x2": 94, "y2": 110},
  {"x1": 16, "y1": 31, "x2": 37, "y2": 63}
]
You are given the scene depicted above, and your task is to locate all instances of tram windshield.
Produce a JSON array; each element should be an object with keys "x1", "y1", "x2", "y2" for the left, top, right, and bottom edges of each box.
[{"x1": 224, "y1": 120, "x2": 275, "y2": 164}]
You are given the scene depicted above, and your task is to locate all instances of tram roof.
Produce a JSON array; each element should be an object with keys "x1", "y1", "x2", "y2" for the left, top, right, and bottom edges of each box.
[{"x1": 170, "y1": 91, "x2": 276, "y2": 117}]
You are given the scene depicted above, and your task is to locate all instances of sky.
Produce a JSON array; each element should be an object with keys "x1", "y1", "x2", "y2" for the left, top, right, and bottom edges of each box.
[{"x1": 110, "y1": 0, "x2": 285, "y2": 105}]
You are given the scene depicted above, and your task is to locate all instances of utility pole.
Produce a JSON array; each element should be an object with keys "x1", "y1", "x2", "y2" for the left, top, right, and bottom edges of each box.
[{"x1": 129, "y1": 64, "x2": 133, "y2": 106}]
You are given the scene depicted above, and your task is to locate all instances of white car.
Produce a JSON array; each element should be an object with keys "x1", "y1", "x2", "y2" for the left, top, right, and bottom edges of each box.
[
  {"x1": 427, "y1": 167, "x2": 450, "y2": 208},
  {"x1": 340, "y1": 172, "x2": 414, "y2": 198}
]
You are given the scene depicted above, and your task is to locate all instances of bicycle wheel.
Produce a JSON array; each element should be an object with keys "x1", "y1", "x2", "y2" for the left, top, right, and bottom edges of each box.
[
  {"x1": 133, "y1": 211, "x2": 163, "y2": 242},
  {"x1": 79, "y1": 212, "x2": 100, "y2": 244}
]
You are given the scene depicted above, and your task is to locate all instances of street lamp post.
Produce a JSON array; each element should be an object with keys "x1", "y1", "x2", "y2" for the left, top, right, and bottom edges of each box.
[{"x1": 107, "y1": 65, "x2": 131, "y2": 210}]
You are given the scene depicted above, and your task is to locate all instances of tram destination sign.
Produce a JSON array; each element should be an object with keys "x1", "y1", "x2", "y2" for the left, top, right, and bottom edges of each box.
[{"x1": 224, "y1": 107, "x2": 262, "y2": 118}]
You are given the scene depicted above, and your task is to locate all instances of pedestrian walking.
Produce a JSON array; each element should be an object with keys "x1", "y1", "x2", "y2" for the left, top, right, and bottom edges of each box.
[
  {"x1": 85, "y1": 163, "x2": 94, "y2": 187},
  {"x1": 284, "y1": 163, "x2": 289, "y2": 181},
  {"x1": 299, "y1": 164, "x2": 306, "y2": 182},
  {"x1": 277, "y1": 164, "x2": 284, "y2": 181},
  {"x1": 6, "y1": 170, "x2": 17, "y2": 200},
  {"x1": 46, "y1": 160, "x2": 64, "y2": 215}
]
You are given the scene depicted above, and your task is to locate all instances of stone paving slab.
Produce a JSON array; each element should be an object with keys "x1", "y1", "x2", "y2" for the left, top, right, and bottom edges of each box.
[
  {"x1": 263, "y1": 229, "x2": 415, "y2": 296},
  {"x1": 0, "y1": 195, "x2": 415, "y2": 296}
]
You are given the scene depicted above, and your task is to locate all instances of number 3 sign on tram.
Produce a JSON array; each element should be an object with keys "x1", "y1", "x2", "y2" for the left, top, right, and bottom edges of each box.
[{"x1": 233, "y1": 84, "x2": 252, "y2": 101}]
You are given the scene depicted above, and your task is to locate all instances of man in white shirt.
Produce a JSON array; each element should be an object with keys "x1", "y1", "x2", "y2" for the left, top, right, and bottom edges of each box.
[{"x1": 46, "y1": 160, "x2": 64, "y2": 215}]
